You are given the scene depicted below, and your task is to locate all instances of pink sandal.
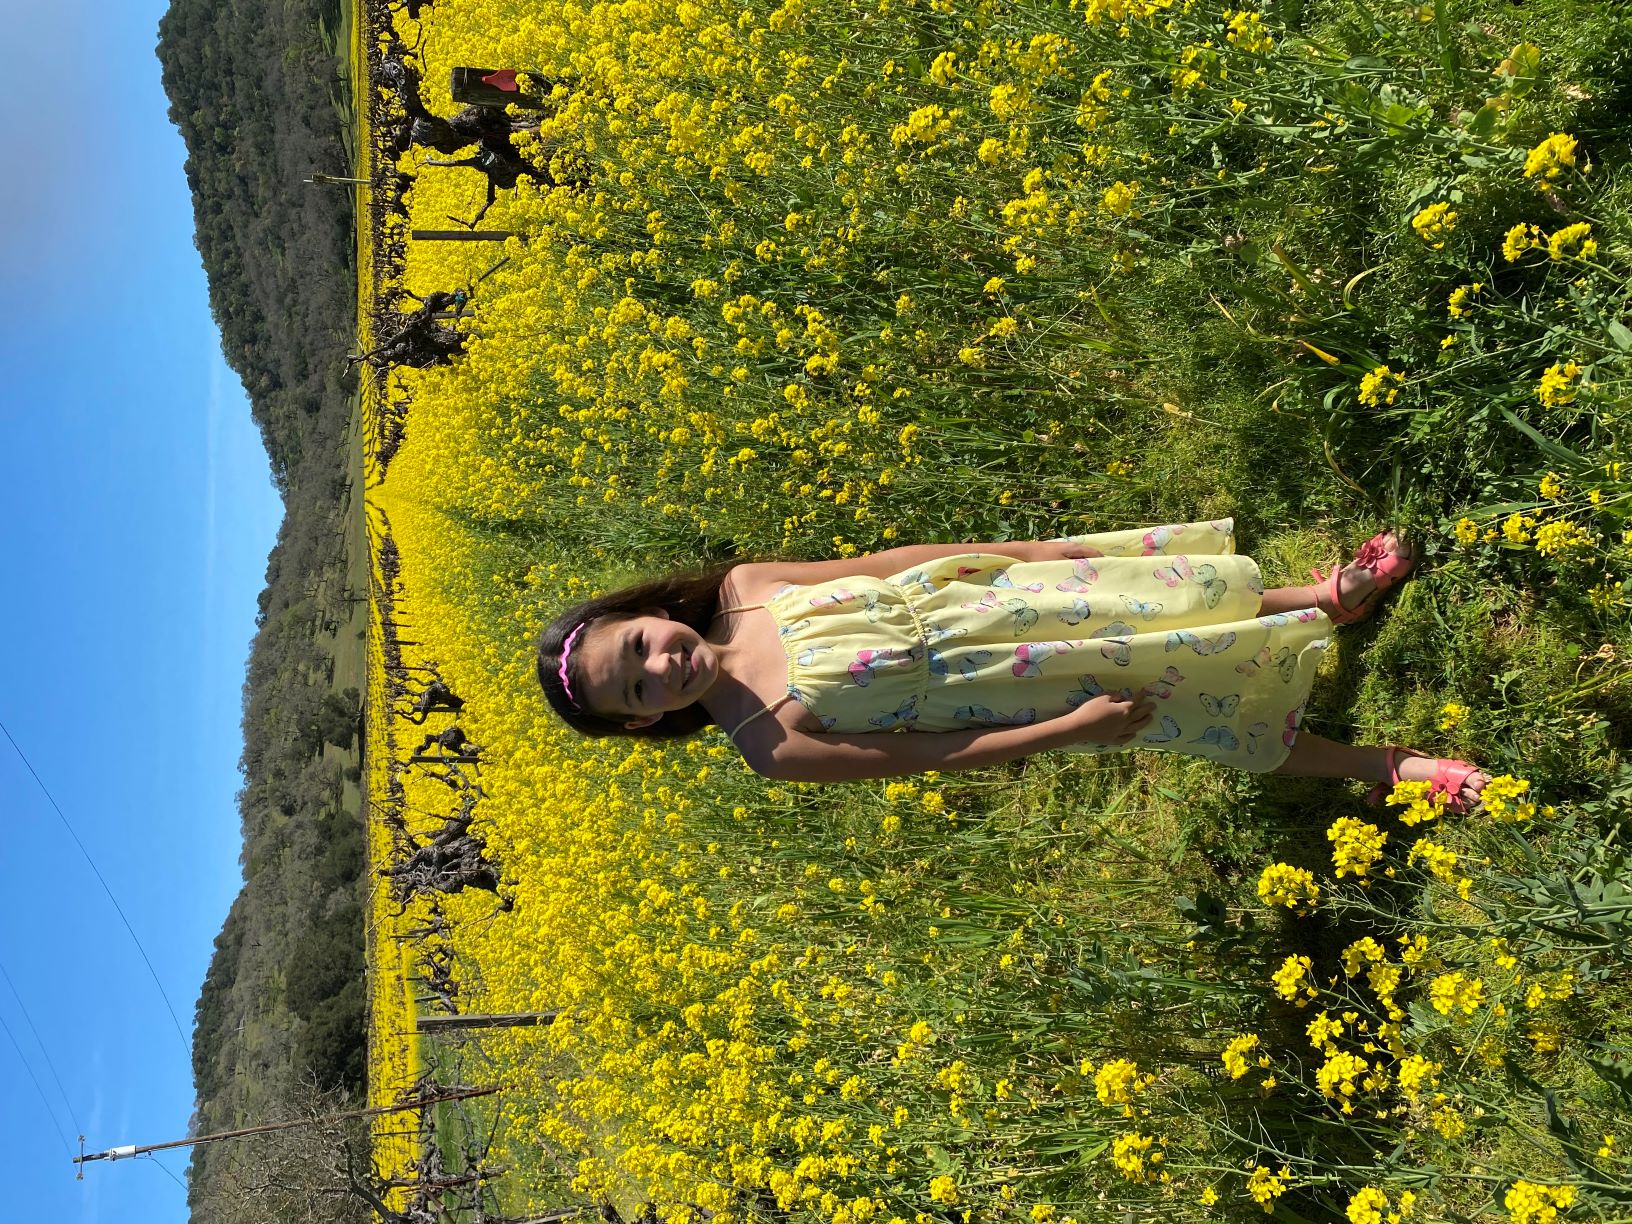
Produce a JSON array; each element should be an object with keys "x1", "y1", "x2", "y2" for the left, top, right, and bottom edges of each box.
[
  {"x1": 1314, "y1": 531, "x2": 1416, "y2": 625},
  {"x1": 1366, "y1": 747, "x2": 1484, "y2": 813}
]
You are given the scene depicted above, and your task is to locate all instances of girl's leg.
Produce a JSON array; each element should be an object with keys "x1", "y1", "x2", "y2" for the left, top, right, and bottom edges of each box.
[
  {"x1": 1259, "y1": 583, "x2": 1321, "y2": 615},
  {"x1": 1271, "y1": 733, "x2": 1390, "y2": 779},
  {"x1": 1272, "y1": 733, "x2": 1487, "y2": 804},
  {"x1": 1258, "y1": 533, "x2": 1417, "y2": 617}
]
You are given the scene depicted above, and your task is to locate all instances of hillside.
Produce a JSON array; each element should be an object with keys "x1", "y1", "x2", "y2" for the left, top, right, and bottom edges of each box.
[{"x1": 155, "y1": 0, "x2": 367, "y2": 1215}]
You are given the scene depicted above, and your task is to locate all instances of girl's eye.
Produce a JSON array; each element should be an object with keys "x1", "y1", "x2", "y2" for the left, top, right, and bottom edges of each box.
[{"x1": 634, "y1": 680, "x2": 644, "y2": 702}]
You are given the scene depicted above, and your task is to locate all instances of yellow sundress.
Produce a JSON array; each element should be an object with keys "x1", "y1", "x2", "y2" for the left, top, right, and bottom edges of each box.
[{"x1": 724, "y1": 519, "x2": 1330, "y2": 773}]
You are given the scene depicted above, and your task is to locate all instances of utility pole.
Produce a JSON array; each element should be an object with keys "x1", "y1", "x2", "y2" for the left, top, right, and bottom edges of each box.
[{"x1": 72, "y1": 1084, "x2": 499, "y2": 1178}]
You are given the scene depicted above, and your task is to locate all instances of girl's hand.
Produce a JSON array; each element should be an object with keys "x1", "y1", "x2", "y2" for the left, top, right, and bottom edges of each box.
[
  {"x1": 1057, "y1": 693, "x2": 1157, "y2": 747},
  {"x1": 1051, "y1": 538, "x2": 1103, "y2": 564},
  {"x1": 1057, "y1": 540, "x2": 1104, "y2": 559}
]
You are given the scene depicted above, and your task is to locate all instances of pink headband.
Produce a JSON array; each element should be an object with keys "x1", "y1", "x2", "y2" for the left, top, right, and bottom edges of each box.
[{"x1": 558, "y1": 621, "x2": 587, "y2": 707}]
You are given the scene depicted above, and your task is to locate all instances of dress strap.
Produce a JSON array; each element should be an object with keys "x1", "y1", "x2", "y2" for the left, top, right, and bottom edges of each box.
[
  {"x1": 727, "y1": 692, "x2": 794, "y2": 740},
  {"x1": 717, "y1": 583, "x2": 796, "y2": 616}
]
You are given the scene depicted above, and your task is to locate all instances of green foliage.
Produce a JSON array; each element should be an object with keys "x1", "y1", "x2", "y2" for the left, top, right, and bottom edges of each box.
[
  {"x1": 189, "y1": 899, "x2": 248, "y2": 1106},
  {"x1": 317, "y1": 687, "x2": 362, "y2": 750},
  {"x1": 286, "y1": 920, "x2": 362, "y2": 1022},
  {"x1": 295, "y1": 977, "x2": 367, "y2": 1094}
]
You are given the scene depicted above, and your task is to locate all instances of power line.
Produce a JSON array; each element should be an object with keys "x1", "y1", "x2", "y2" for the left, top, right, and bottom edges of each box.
[
  {"x1": 0, "y1": 718, "x2": 191, "y2": 1057},
  {"x1": 0, "y1": 1005, "x2": 74, "y2": 1159},
  {"x1": 0, "y1": 957, "x2": 84, "y2": 1136},
  {"x1": 140, "y1": 1153, "x2": 189, "y2": 1194}
]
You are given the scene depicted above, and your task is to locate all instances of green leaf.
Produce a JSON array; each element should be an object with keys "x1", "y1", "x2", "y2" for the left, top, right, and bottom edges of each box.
[
  {"x1": 1498, "y1": 406, "x2": 1586, "y2": 470},
  {"x1": 1176, "y1": 891, "x2": 1227, "y2": 929},
  {"x1": 1382, "y1": 101, "x2": 1419, "y2": 130},
  {"x1": 1341, "y1": 264, "x2": 1386, "y2": 310},
  {"x1": 1584, "y1": 1043, "x2": 1632, "y2": 1103},
  {"x1": 1504, "y1": 1055, "x2": 1547, "y2": 1097},
  {"x1": 1502, "y1": 41, "x2": 1542, "y2": 99},
  {"x1": 1434, "y1": 0, "x2": 1461, "y2": 84},
  {"x1": 1608, "y1": 320, "x2": 1632, "y2": 352},
  {"x1": 1036, "y1": 1135, "x2": 1108, "y2": 1158},
  {"x1": 1542, "y1": 1091, "x2": 1590, "y2": 1177},
  {"x1": 1271, "y1": 243, "x2": 1316, "y2": 294},
  {"x1": 1468, "y1": 101, "x2": 1502, "y2": 141},
  {"x1": 1504, "y1": 823, "x2": 1542, "y2": 869},
  {"x1": 1075, "y1": 1139, "x2": 1108, "y2": 1163}
]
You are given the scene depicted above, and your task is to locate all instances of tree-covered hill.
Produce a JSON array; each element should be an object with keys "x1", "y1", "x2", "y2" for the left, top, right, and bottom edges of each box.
[
  {"x1": 158, "y1": 0, "x2": 356, "y2": 492},
  {"x1": 155, "y1": 0, "x2": 367, "y2": 1217}
]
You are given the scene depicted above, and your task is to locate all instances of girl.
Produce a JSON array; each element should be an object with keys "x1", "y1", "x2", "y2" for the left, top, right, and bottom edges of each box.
[{"x1": 536, "y1": 520, "x2": 1485, "y2": 803}]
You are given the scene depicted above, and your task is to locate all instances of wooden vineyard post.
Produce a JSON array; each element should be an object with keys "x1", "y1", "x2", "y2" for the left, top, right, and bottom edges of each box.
[
  {"x1": 417, "y1": 1010, "x2": 560, "y2": 1035},
  {"x1": 410, "y1": 230, "x2": 519, "y2": 243},
  {"x1": 450, "y1": 67, "x2": 552, "y2": 109}
]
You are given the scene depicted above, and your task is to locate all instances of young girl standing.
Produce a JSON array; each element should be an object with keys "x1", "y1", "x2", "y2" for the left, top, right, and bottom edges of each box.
[{"x1": 537, "y1": 520, "x2": 1485, "y2": 804}]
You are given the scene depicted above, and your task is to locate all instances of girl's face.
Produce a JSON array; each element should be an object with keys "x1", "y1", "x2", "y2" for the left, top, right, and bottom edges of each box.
[{"x1": 577, "y1": 610, "x2": 717, "y2": 729}]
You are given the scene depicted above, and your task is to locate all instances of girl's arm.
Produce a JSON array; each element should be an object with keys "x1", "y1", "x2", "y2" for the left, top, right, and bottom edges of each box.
[
  {"x1": 738, "y1": 538, "x2": 1094, "y2": 591},
  {"x1": 738, "y1": 694, "x2": 1154, "y2": 782}
]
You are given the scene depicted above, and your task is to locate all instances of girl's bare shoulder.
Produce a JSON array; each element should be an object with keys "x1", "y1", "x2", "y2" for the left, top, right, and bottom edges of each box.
[{"x1": 718, "y1": 561, "x2": 804, "y2": 609}]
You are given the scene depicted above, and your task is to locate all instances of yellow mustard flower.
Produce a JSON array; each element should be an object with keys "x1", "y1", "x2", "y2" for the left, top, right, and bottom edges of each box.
[
  {"x1": 1523, "y1": 132, "x2": 1580, "y2": 183},
  {"x1": 1272, "y1": 953, "x2": 1317, "y2": 1003},
  {"x1": 1358, "y1": 365, "x2": 1403, "y2": 406},
  {"x1": 1428, "y1": 971, "x2": 1485, "y2": 1016},
  {"x1": 1546, "y1": 222, "x2": 1596, "y2": 259},
  {"x1": 1503, "y1": 222, "x2": 1543, "y2": 262},
  {"x1": 1100, "y1": 180, "x2": 1140, "y2": 217},
  {"x1": 1535, "y1": 520, "x2": 1593, "y2": 556},
  {"x1": 1258, "y1": 863, "x2": 1320, "y2": 913},
  {"x1": 1222, "y1": 1033, "x2": 1261, "y2": 1079},
  {"x1": 1246, "y1": 1164, "x2": 1291, "y2": 1211},
  {"x1": 1328, "y1": 817, "x2": 1387, "y2": 879},
  {"x1": 1224, "y1": 9, "x2": 1275, "y2": 54},
  {"x1": 1448, "y1": 282, "x2": 1483, "y2": 317},
  {"x1": 1504, "y1": 1180, "x2": 1576, "y2": 1224},
  {"x1": 1411, "y1": 202, "x2": 1457, "y2": 249}
]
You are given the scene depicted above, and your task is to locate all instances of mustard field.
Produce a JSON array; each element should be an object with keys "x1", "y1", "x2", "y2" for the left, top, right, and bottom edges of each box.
[{"x1": 357, "y1": 0, "x2": 1632, "y2": 1219}]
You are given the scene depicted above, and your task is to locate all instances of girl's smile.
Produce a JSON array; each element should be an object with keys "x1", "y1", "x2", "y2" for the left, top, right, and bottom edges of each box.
[{"x1": 578, "y1": 610, "x2": 723, "y2": 728}]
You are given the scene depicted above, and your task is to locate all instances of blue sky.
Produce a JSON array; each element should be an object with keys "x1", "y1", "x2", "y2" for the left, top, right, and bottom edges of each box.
[{"x1": 1, "y1": 0, "x2": 285, "y2": 1218}]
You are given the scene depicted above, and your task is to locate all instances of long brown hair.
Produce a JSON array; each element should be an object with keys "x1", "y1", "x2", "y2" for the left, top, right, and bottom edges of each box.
[{"x1": 536, "y1": 564, "x2": 739, "y2": 739}]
